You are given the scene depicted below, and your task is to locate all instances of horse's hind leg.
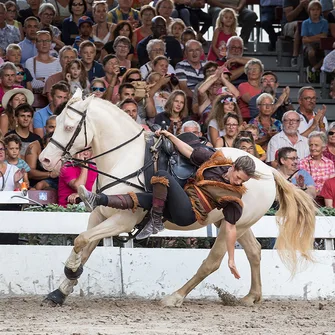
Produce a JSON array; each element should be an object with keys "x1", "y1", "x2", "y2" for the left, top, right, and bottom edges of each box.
[
  {"x1": 237, "y1": 228, "x2": 262, "y2": 306},
  {"x1": 162, "y1": 220, "x2": 228, "y2": 307}
]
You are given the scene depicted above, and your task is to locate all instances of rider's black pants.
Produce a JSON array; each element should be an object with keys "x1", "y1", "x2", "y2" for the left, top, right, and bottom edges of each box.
[{"x1": 137, "y1": 170, "x2": 196, "y2": 226}]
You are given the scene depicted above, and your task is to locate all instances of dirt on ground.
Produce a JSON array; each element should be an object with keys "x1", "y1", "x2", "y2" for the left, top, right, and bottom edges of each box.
[{"x1": 0, "y1": 296, "x2": 334, "y2": 335}]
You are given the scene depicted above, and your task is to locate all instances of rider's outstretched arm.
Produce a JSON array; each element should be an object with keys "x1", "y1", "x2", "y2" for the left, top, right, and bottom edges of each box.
[
  {"x1": 159, "y1": 130, "x2": 194, "y2": 159},
  {"x1": 225, "y1": 220, "x2": 241, "y2": 279}
]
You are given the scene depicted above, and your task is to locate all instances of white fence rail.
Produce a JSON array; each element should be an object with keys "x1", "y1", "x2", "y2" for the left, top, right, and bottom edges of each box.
[{"x1": 0, "y1": 212, "x2": 335, "y2": 299}]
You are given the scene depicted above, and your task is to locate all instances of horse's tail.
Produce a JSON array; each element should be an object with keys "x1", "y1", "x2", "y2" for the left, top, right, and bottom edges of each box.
[{"x1": 272, "y1": 170, "x2": 316, "y2": 275}]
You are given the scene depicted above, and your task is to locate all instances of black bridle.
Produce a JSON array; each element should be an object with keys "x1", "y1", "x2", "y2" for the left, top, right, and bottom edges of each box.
[{"x1": 49, "y1": 104, "x2": 150, "y2": 193}]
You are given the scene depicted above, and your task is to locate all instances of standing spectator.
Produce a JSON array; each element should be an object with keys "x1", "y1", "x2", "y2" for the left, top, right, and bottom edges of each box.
[
  {"x1": 277, "y1": 147, "x2": 316, "y2": 199},
  {"x1": 5, "y1": 1, "x2": 24, "y2": 41},
  {"x1": 43, "y1": 46, "x2": 77, "y2": 102},
  {"x1": 296, "y1": 86, "x2": 328, "y2": 137},
  {"x1": 175, "y1": 40, "x2": 205, "y2": 98},
  {"x1": 25, "y1": 31, "x2": 62, "y2": 93},
  {"x1": 58, "y1": 148, "x2": 97, "y2": 207},
  {"x1": 249, "y1": 71, "x2": 293, "y2": 121},
  {"x1": 301, "y1": 0, "x2": 328, "y2": 83},
  {"x1": 267, "y1": 110, "x2": 310, "y2": 166},
  {"x1": 6, "y1": 103, "x2": 40, "y2": 157},
  {"x1": 18, "y1": 17, "x2": 39, "y2": 64},
  {"x1": 33, "y1": 82, "x2": 70, "y2": 138},
  {"x1": 323, "y1": 123, "x2": 335, "y2": 164},
  {"x1": 79, "y1": 41, "x2": 105, "y2": 82},
  {"x1": 299, "y1": 131, "x2": 335, "y2": 194},
  {"x1": 137, "y1": 16, "x2": 183, "y2": 67},
  {"x1": 18, "y1": 0, "x2": 42, "y2": 25},
  {"x1": 283, "y1": 0, "x2": 309, "y2": 67},
  {"x1": 249, "y1": 93, "x2": 282, "y2": 150},
  {"x1": 73, "y1": 16, "x2": 95, "y2": 51},
  {"x1": 214, "y1": 113, "x2": 241, "y2": 148},
  {"x1": 238, "y1": 59, "x2": 263, "y2": 119},
  {"x1": 0, "y1": 4, "x2": 20, "y2": 55},
  {"x1": 107, "y1": 0, "x2": 140, "y2": 27},
  {"x1": 62, "y1": 0, "x2": 87, "y2": 46},
  {"x1": 207, "y1": 9, "x2": 237, "y2": 62},
  {"x1": 208, "y1": 0, "x2": 257, "y2": 48},
  {"x1": 0, "y1": 87, "x2": 34, "y2": 135}
]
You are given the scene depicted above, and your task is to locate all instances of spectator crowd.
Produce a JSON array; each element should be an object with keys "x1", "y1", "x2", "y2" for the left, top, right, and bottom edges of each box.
[{"x1": 0, "y1": 0, "x2": 334, "y2": 208}]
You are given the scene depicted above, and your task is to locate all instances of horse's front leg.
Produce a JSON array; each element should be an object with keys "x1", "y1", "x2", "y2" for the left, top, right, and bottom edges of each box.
[
  {"x1": 162, "y1": 220, "x2": 228, "y2": 307},
  {"x1": 237, "y1": 228, "x2": 262, "y2": 306}
]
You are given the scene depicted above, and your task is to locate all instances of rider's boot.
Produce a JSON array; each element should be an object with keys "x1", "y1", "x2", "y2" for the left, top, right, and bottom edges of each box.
[
  {"x1": 78, "y1": 185, "x2": 138, "y2": 212},
  {"x1": 136, "y1": 176, "x2": 168, "y2": 240}
]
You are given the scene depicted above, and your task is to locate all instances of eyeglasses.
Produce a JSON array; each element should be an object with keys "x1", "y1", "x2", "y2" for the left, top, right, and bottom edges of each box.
[
  {"x1": 226, "y1": 123, "x2": 239, "y2": 128},
  {"x1": 220, "y1": 97, "x2": 236, "y2": 103},
  {"x1": 36, "y1": 39, "x2": 51, "y2": 43},
  {"x1": 92, "y1": 87, "x2": 106, "y2": 92},
  {"x1": 230, "y1": 46, "x2": 242, "y2": 51},
  {"x1": 303, "y1": 96, "x2": 317, "y2": 101},
  {"x1": 0, "y1": 148, "x2": 5, "y2": 151},
  {"x1": 328, "y1": 131, "x2": 335, "y2": 136},
  {"x1": 72, "y1": 2, "x2": 84, "y2": 6},
  {"x1": 129, "y1": 78, "x2": 141, "y2": 82},
  {"x1": 248, "y1": 67, "x2": 261, "y2": 73},
  {"x1": 42, "y1": 12, "x2": 55, "y2": 17},
  {"x1": 285, "y1": 156, "x2": 299, "y2": 161},
  {"x1": 116, "y1": 45, "x2": 130, "y2": 49},
  {"x1": 16, "y1": 71, "x2": 25, "y2": 76},
  {"x1": 283, "y1": 119, "x2": 300, "y2": 123},
  {"x1": 259, "y1": 103, "x2": 273, "y2": 107},
  {"x1": 7, "y1": 9, "x2": 16, "y2": 13}
]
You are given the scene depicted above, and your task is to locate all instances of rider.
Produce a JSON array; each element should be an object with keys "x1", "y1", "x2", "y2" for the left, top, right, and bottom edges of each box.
[{"x1": 79, "y1": 130, "x2": 257, "y2": 278}]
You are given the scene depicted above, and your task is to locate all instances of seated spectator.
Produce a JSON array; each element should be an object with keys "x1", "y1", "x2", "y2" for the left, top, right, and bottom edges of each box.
[
  {"x1": 5, "y1": 1, "x2": 24, "y2": 41},
  {"x1": 0, "y1": 87, "x2": 34, "y2": 136},
  {"x1": 233, "y1": 136, "x2": 259, "y2": 158},
  {"x1": 102, "y1": 21, "x2": 134, "y2": 62},
  {"x1": 38, "y1": 3, "x2": 64, "y2": 52},
  {"x1": 14, "y1": 63, "x2": 33, "y2": 91},
  {"x1": 47, "y1": 0, "x2": 71, "y2": 25},
  {"x1": 301, "y1": 0, "x2": 328, "y2": 83},
  {"x1": 113, "y1": 36, "x2": 132, "y2": 68},
  {"x1": 0, "y1": 3, "x2": 20, "y2": 55},
  {"x1": 238, "y1": 59, "x2": 263, "y2": 120},
  {"x1": 65, "y1": 59, "x2": 90, "y2": 97},
  {"x1": 107, "y1": 0, "x2": 140, "y2": 27},
  {"x1": 0, "y1": 62, "x2": 23, "y2": 114},
  {"x1": 132, "y1": 5, "x2": 155, "y2": 64},
  {"x1": 118, "y1": 82, "x2": 135, "y2": 100},
  {"x1": 26, "y1": 116, "x2": 59, "y2": 190},
  {"x1": 207, "y1": 93, "x2": 242, "y2": 145},
  {"x1": 33, "y1": 82, "x2": 70, "y2": 138},
  {"x1": 320, "y1": 176, "x2": 335, "y2": 207},
  {"x1": 6, "y1": 103, "x2": 40, "y2": 157},
  {"x1": 283, "y1": 0, "x2": 309, "y2": 67},
  {"x1": 321, "y1": 42, "x2": 335, "y2": 76},
  {"x1": 140, "y1": 39, "x2": 175, "y2": 80},
  {"x1": 79, "y1": 41, "x2": 105, "y2": 82},
  {"x1": 18, "y1": 0, "x2": 42, "y2": 25},
  {"x1": 207, "y1": 9, "x2": 237, "y2": 62},
  {"x1": 58, "y1": 148, "x2": 97, "y2": 207},
  {"x1": 249, "y1": 71, "x2": 293, "y2": 121},
  {"x1": 296, "y1": 86, "x2": 328, "y2": 137},
  {"x1": 119, "y1": 98, "x2": 150, "y2": 130},
  {"x1": 43, "y1": 46, "x2": 77, "y2": 102},
  {"x1": 0, "y1": 139, "x2": 24, "y2": 191},
  {"x1": 18, "y1": 17, "x2": 39, "y2": 65},
  {"x1": 90, "y1": 78, "x2": 107, "y2": 99},
  {"x1": 4, "y1": 134, "x2": 30, "y2": 187},
  {"x1": 243, "y1": 124, "x2": 266, "y2": 161},
  {"x1": 267, "y1": 110, "x2": 309, "y2": 166},
  {"x1": 214, "y1": 113, "x2": 241, "y2": 148},
  {"x1": 323, "y1": 122, "x2": 335, "y2": 164},
  {"x1": 169, "y1": 19, "x2": 186, "y2": 49},
  {"x1": 277, "y1": 146, "x2": 316, "y2": 199},
  {"x1": 154, "y1": 90, "x2": 189, "y2": 135},
  {"x1": 175, "y1": 40, "x2": 205, "y2": 98},
  {"x1": 328, "y1": 8, "x2": 335, "y2": 39},
  {"x1": 249, "y1": 93, "x2": 282, "y2": 150},
  {"x1": 299, "y1": 131, "x2": 335, "y2": 194},
  {"x1": 73, "y1": 16, "x2": 95, "y2": 51},
  {"x1": 25, "y1": 31, "x2": 62, "y2": 93},
  {"x1": 224, "y1": 36, "x2": 254, "y2": 85},
  {"x1": 137, "y1": 16, "x2": 182, "y2": 67},
  {"x1": 155, "y1": 0, "x2": 176, "y2": 28},
  {"x1": 61, "y1": 0, "x2": 88, "y2": 46}
]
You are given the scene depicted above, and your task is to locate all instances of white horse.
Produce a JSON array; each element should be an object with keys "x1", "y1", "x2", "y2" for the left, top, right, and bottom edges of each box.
[{"x1": 39, "y1": 91, "x2": 316, "y2": 307}]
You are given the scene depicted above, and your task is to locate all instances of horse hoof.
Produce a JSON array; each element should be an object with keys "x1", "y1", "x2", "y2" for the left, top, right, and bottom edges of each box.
[
  {"x1": 64, "y1": 264, "x2": 83, "y2": 280},
  {"x1": 240, "y1": 293, "x2": 262, "y2": 306},
  {"x1": 161, "y1": 293, "x2": 184, "y2": 307},
  {"x1": 43, "y1": 289, "x2": 66, "y2": 306}
]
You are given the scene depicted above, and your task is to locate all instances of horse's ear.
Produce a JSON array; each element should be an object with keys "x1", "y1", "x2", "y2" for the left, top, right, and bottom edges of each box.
[{"x1": 73, "y1": 88, "x2": 82, "y2": 99}]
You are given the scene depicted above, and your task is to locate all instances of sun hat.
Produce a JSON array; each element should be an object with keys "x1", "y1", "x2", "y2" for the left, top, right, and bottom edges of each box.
[{"x1": 2, "y1": 88, "x2": 34, "y2": 110}]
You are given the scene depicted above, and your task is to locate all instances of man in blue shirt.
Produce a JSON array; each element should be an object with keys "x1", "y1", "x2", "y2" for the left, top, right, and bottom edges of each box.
[
  {"x1": 33, "y1": 82, "x2": 70, "y2": 138},
  {"x1": 18, "y1": 17, "x2": 39, "y2": 64}
]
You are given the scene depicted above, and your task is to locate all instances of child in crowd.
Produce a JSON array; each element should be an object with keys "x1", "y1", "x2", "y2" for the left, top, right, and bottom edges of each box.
[
  {"x1": 301, "y1": 0, "x2": 328, "y2": 83},
  {"x1": 243, "y1": 124, "x2": 267, "y2": 161},
  {"x1": 170, "y1": 19, "x2": 186, "y2": 49},
  {"x1": 147, "y1": 72, "x2": 169, "y2": 114},
  {"x1": 15, "y1": 63, "x2": 33, "y2": 91},
  {"x1": 73, "y1": 16, "x2": 95, "y2": 51},
  {"x1": 207, "y1": 8, "x2": 237, "y2": 62},
  {"x1": 90, "y1": 78, "x2": 107, "y2": 99},
  {"x1": 4, "y1": 134, "x2": 30, "y2": 187},
  {"x1": 65, "y1": 59, "x2": 90, "y2": 97}
]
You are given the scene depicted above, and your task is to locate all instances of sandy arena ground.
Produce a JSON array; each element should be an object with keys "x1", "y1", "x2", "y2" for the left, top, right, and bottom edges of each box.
[{"x1": 0, "y1": 296, "x2": 334, "y2": 335}]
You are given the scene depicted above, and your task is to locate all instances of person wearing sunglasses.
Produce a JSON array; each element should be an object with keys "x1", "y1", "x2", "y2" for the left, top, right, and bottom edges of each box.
[
  {"x1": 323, "y1": 122, "x2": 335, "y2": 165},
  {"x1": 90, "y1": 78, "x2": 107, "y2": 99}
]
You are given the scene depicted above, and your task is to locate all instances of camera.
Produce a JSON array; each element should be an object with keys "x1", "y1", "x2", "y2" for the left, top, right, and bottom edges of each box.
[
  {"x1": 118, "y1": 66, "x2": 127, "y2": 77},
  {"x1": 170, "y1": 73, "x2": 179, "y2": 86}
]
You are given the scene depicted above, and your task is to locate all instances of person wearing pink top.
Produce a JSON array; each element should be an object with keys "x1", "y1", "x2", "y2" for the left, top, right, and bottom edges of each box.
[{"x1": 58, "y1": 148, "x2": 98, "y2": 207}]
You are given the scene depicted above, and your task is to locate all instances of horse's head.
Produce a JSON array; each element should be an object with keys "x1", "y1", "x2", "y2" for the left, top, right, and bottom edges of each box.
[{"x1": 40, "y1": 89, "x2": 95, "y2": 171}]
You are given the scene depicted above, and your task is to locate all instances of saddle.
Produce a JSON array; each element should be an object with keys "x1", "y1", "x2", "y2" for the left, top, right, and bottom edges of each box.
[{"x1": 144, "y1": 132, "x2": 215, "y2": 191}]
